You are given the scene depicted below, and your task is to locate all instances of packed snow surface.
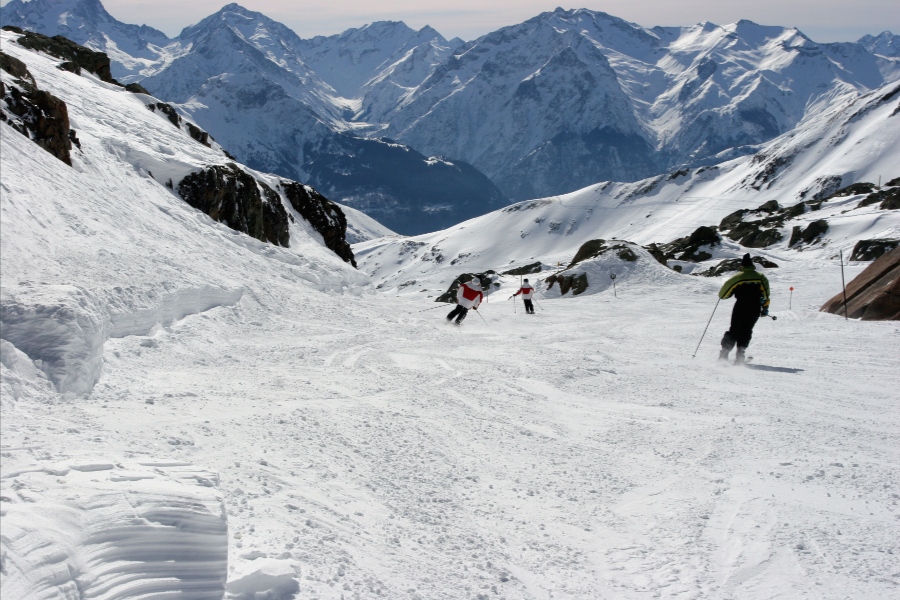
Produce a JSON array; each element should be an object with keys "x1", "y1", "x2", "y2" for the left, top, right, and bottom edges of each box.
[{"x1": 2, "y1": 26, "x2": 900, "y2": 600}]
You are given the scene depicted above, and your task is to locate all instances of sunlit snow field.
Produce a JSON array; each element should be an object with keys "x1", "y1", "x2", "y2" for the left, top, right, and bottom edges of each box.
[{"x1": 3, "y1": 262, "x2": 898, "y2": 599}]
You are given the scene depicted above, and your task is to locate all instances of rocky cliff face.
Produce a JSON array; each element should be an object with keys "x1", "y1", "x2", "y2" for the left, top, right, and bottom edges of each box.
[
  {"x1": 177, "y1": 164, "x2": 291, "y2": 248},
  {"x1": 0, "y1": 49, "x2": 74, "y2": 165},
  {"x1": 281, "y1": 182, "x2": 356, "y2": 267}
]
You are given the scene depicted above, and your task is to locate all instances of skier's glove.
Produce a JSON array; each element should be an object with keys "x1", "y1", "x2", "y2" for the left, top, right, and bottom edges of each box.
[{"x1": 760, "y1": 308, "x2": 769, "y2": 317}]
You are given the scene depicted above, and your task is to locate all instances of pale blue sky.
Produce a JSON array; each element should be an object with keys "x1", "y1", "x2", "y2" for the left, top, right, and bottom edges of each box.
[{"x1": 14, "y1": 0, "x2": 900, "y2": 41}]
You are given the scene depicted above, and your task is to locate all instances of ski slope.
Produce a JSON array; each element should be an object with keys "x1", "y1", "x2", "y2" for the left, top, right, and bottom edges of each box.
[{"x1": 2, "y1": 26, "x2": 900, "y2": 600}]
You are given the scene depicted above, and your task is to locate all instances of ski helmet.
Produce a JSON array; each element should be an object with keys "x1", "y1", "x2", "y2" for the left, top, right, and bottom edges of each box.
[
  {"x1": 524, "y1": 278, "x2": 529, "y2": 283},
  {"x1": 470, "y1": 277, "x2": 480, "y2": 286}
]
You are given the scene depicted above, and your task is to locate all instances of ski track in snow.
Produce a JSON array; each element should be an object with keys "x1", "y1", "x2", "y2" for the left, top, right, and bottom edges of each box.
[{"x1": 3, "y1": 265, "x2": 898, "y2": 599}]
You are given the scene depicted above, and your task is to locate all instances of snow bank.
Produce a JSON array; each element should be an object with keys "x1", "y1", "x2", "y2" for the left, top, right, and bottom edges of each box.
[
  {"x1": 1, "y1": 283, "x2": 243, "y2": 394},
  {"x1": 0, "y1": 460, "x2": 227, "y2": 599},
  {"x1": 225, "y1": 558, "x2": 300, "y2": 600}
]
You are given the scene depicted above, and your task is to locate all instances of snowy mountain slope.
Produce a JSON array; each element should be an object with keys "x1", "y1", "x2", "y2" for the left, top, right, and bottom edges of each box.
[
  {"x1": 297, "y1": 20, "x2": 461, "y2": 105},
  {"x1": 132, "y1": 4, "x2": 506, "y2": 235},
  {"x1": 383, "y1": 9, "x2": 897, "y2": 200},
  {"x1": 859, "y1": 30, "x2": 900, "y2": 57},
  {"x1": 340, "y1": 203, "x2": 398, "y2": 244},
  {"x1": 355, "y1": 80, "x2": 900, "y2": 294},
  {"x1": 1, "y1": 29, "x2": 365, "y2": 395},
  {"x1": 0, "y1": 0, "x2": 174, "y2": 81}
]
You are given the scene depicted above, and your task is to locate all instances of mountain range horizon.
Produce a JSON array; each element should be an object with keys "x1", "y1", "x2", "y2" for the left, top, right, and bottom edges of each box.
[{"x1": 3, "y1": 0, "x2": 899, "y2": 234}]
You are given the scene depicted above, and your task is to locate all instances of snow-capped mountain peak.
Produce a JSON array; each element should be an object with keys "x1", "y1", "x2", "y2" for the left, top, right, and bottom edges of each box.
[{"x1": 858, "y1": 30, "x2": 900, "y2": 57}]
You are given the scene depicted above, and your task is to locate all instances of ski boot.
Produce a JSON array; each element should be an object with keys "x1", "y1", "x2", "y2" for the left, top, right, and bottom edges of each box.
[
  {"x1": 734, "y1": 347, "x2": 747, "y2": 365},
  {"x1": 718, "y1": 347, "x2": 730, "y2": 361}
]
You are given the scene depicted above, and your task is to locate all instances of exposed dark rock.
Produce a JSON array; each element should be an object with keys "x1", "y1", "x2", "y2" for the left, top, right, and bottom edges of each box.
[
  {"x1": 881, "y1": 188, "x2": 900, "y2": 210},
  {"x1": 821, "y1": 247, "x2": 900, "y2": 320},
  {"x1": 642, "y1": 243, "x2": 667, "y2": 266},
  {"x1": 616, "y1": 246, "x2": 638, "y2": 262},
  {"x1": 726, "y1": 221, "x2": 783, "y2": 248},
  {"x1": 659, "y1": 226, "x2": 722, "y2": 261},
  {"x1": 436, "y1": 271, "x2": 497, "y2": 303},
  {"x1": 858, "y1": 187, "x2": 900, "y2": 210},
  {"x1": 809, "y1": 175, "x2": 844, "y2": 201},
  {"x1": 177, "y1": 164, "x2": 289, "y2": 247},
  {"x1": 886, "y1": 177, "x2": 900, "y2": 187},
  {"x1": 125, "y1": 82, "x2": 151, "y2": 95},
  {"x1": 747, "y1": 153, "x2": 793, "y2": 190},
  {"x1": 850, "y1": 239, "x2": 900, "y2": 261},
  {"x1": 695, "y1": 256, "x2": 779, "y2": 277},
  {"x1": 186, "y1": 122, "x2": 210, "y2": 147},
  {"x1": 545, "y1": 272, "x2": 589, "y2": 295},
  {"x1": 280, "y1": 181, "x2": 355, "y2": 266},
  {"x1": 10, "y1": 29, "x2": 119, "y2": 85},
  {"x1": 503, "y1": 262, "x2": 542, "y2": 276},
  {"x1": 788, "y1": 219, "x2": 829, "y2": 247},
  {"x1": 1, "y1": 51, "x2": 72, "y2": 165},
  {"x1": 826, "y1": 182, "x2": 876, "y2": 199},
  {"x1": 755, "y1": 200, "x2": 780, "y2": 212},
  {"x1": 147, "y1": 102, "x2": 181, "y2": 128},
  {"x1": 568, "y1": 239, "x2": 607, "y2": 268},
  {"x1": 0, "y1": 50, "x2": 32, "y2": 82},
  {"x1": 719, "y1": 209, "x2": 749, "y2": 231}
]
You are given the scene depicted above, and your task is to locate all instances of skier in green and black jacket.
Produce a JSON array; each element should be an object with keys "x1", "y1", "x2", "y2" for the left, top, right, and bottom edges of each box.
[{"x1": 718, "y1": 253, "x2": 771, "y2": 364}]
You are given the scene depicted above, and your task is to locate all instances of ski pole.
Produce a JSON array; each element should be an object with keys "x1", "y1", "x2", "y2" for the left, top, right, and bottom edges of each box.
[
  {"x1": 475, "y1": 308, "x2": 489, "y2": 326},
  {"x1": 418, "y1": 304, "x2": 448, "y2": 313},
  {"x1": 532, "y1": 297, "x2": 544, "y2": 311},
  {"x1": 691, "y1": 299, "x2": 720, "y2": 359},
  {"x1": 839, "y1": 249, "x2": 849, "y2": 321}
]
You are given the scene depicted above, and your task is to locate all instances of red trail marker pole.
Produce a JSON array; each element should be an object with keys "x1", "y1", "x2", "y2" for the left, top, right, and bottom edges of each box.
[{"x1": 789, "y1": 286, "x2": 794, "y2": 310}]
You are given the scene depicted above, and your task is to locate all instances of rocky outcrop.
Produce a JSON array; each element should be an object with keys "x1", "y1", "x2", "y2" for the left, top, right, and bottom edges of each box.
[
  {"x1": 696, "y1": 256, "x2": 779, "y2": 277},
  {"x1": 281, "y1": 181, "x2": 355, "y2": 267},
  {"x1": 718, "y1": 200, "x2": 799, "y2": 248},
  {"x1": 177, "y1": 164, "x2": 290, "y2": 247},
  {"x1": 657, "y1": 226, "x2": 721, "y2": 263},
  {"x1": 789, "y1": 219, "x2": 829, "y2": 247},
  {"x1": 1, "y1": 50, "x2": 73, "y2": 165},
  {"x1": 146, "y1": 102, "x2": 213, "y2": 147},
  {"x1": 567, "y1": 239, "x2": 638, "y2": 269},
  {"x1": 850, "y1": 239, "x2": 899, "y2": 261},
  {"x1": 125, "y1": 82, "x2": 150, "y2": 94},
  {"x1": 820, "y1": 247, "x2": 900, "y2": 320},
  {"x1": 3, "y1": 26, "x2": 119, "y2": 85},
  {"x1": 502, "y1": 262, "x2": 542, "y2": 276},
  {"x1": 858, "y1": 186, "x2": 900, "y2": 210},
  {"x1": 545, "y1": 272, "x2": 589, "y2": 295}
]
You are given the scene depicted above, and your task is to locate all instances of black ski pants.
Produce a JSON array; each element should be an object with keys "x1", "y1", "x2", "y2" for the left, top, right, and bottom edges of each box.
[
  {"x1": 721, "y1": 301, "x2": 760, "y2": 350},
  {"x1": 447, "y1": 304, "x2": 469, "y2": 323},
  {"x1": 523, "y1": 299, "x2": 534, "y2": 314}
]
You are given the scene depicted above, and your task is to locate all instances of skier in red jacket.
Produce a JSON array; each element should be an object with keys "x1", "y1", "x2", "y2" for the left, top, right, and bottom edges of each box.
[
  {"x1": 446, "y1": 277, "x2": 483, "y2": 325},
  {"x1": 512, "y1": 278, "x2": 536, "y2": 314}
]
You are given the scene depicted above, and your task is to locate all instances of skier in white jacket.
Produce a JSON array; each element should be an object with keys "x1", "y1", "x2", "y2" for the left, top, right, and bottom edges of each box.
[
  {"x1": 512, "y1": 278, "x2": 536, "y2": 314},
  {"x1": 446, "y1": 277, "x2": 484, "y2": 325}
]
